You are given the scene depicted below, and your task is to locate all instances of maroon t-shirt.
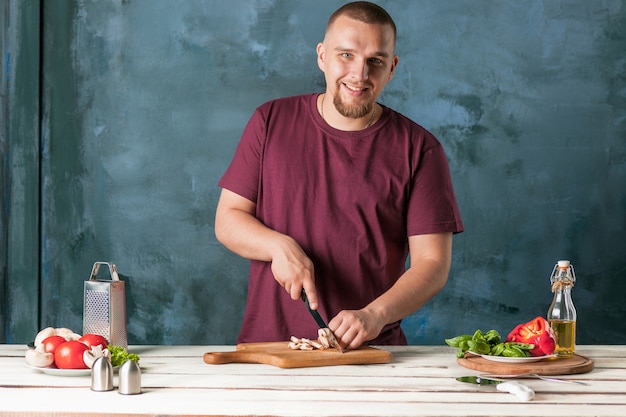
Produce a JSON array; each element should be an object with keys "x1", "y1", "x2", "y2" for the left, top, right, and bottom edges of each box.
[{"x1": 219, "y1": 94, "x2": 463, "y2": 344}]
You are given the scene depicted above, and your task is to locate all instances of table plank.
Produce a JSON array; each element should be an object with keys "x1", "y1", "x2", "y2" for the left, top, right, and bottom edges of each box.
[
  {"x1": 2, "y1": 387, "x2": 626, "y2": 417},
  {"x1": 1, "y1": 345, "x2": 625, "y2": 417}
]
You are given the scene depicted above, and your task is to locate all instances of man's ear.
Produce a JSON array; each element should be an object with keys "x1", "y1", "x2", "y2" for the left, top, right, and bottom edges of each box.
[
  {"x1": 388, "y1": 55, "x2": 399, "y2": 81},
  {"x1": 316, "y1": 42, "x2": 326, "y2": 72}
]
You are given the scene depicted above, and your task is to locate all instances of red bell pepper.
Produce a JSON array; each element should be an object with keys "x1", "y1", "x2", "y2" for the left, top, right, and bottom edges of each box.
[{"x1": 506, "y1": 316, "x2": 556, "y2": 356}]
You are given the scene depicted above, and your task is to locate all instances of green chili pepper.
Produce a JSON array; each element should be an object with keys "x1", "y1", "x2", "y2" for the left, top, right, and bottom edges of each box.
[
  {"x1": 502, "y1": 345, "x2": 529, "y2": 357},
  {"x1": 506, "y1": 342, "x2": 535, "y2": 351}
]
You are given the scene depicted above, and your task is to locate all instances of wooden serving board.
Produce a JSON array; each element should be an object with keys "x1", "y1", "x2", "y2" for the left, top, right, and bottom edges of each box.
[
  {"x1": 203, "y1": 341, "x2": 393, "y2": 368},
  {"x1": 457, "y1": 353, "x2": 594, "y2": 375}
]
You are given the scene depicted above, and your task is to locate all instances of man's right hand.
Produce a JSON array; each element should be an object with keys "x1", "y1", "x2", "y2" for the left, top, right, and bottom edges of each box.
[{"x1": 269, "y1": 235, "x2": 318, "y2": 309}]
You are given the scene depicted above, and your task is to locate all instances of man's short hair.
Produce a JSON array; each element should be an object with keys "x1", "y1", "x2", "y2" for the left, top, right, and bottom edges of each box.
[{"x1": 326, "y1": 1, "x2": 397, "y2": 42}]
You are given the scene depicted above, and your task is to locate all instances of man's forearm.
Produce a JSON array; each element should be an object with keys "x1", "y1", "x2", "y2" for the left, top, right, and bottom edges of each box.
[
  {"x1": 215, "y1": 206, "x2": 275, "y2": 261},
  {"x1": 215, "y1": 189, "x2": 318, "y2": 305},
  {"x1": 364, "y1": 233, "x2": 453, "y2": 325},
  {"x1": 365, "y1": 259, "x2": 450, "y2": 325}
]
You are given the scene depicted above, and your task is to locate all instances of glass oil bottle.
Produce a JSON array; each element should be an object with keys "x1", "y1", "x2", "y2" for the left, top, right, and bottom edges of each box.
[{"x1": 547, "y1": 260, "x2": 577, "y2": 357}]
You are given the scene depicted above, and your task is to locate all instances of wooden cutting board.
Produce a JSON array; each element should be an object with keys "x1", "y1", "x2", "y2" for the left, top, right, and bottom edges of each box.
[
  {"x1": 457, "y1": 353, "x2": 594, "y2": 375},
  {"x1": 203, "y1": 341, "x2": 393, "y2": 368}
]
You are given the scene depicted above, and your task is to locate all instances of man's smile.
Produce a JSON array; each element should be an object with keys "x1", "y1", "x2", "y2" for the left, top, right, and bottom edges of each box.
[{"x1": 342, "y1": 82, "x2": 371, "y2": 96}]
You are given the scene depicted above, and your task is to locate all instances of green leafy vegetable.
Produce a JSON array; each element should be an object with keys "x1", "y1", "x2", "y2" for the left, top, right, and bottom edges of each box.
[
  {"x1": 108, "y1": 345, "x2": 140, "y2": 367},
  {"x1": 445, "y1": 329, "x2": 535, "y2": 358}
]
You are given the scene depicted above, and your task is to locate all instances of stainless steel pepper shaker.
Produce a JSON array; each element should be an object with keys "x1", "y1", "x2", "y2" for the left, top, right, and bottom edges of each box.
[
  {"x1": 118, "y1": 359, "x2": 141, "y2": 395},
  {"x1": 91, "y1": 357, "x2": 114, "y2": 392}
]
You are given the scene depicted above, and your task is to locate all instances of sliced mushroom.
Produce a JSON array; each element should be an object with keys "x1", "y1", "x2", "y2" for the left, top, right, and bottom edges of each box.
[{"x1": 288, "y1": 333, "x2": 334, "y2": 351}]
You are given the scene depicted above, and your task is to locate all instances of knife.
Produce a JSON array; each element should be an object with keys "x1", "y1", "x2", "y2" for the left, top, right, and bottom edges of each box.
[
  {"x1": 481, "y1": 373, "x2": 588, "y2": 385},
  {"x1": 301, "y1": 289, "x2": 343, "y2": 353},
  {"x1": 456, "y1": 376, "x2": 535, "y2": 401}
]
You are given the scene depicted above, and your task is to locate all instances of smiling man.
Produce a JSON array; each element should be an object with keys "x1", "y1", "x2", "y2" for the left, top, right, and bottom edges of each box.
[
  {"x1": 215, "y1": 1, "x2": 463, "y2": 349},
  {"x1": 316, "y1": 5, "x2": 397, "y2": 129}
]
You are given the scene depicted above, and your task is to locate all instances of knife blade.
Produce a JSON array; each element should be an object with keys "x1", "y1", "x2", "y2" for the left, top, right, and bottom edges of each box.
[
  {"x1": 456, "y1": 376, "x2": 535, "y2": 401},
  {"x1": 301, "y1": 289, "x2": 343, "y2": 353},
  {"x1": 481, "y1": 373, "x2": 588, "y2": 385}
]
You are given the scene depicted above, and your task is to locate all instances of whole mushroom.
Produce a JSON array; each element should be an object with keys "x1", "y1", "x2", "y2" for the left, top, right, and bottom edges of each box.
[{"x1": 25, "y1": 346, "x2": 54, "y2": 368}]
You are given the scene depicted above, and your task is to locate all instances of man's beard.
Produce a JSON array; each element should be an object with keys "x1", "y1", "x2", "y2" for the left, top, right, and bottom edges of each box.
[{"x1": 332, "y1": 86, "x2": 373, "y2": 119}]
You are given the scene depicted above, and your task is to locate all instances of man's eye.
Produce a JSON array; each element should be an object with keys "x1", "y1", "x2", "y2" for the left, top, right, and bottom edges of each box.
[
  {"x1": 341, "y1": 53, "x2": 352, "y2": 58},
  {"x1": 369, "y1": 58, "x2": 383, "y2": 65}
]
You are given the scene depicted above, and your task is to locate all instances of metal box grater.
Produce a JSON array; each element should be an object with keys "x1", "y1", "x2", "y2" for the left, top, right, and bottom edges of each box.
[{"x1": 83, "y1": 262, "x2": 128, "y2": 348}]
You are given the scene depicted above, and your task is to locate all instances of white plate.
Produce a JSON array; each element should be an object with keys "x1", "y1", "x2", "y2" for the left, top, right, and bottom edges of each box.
[
  {"x1": 25, "y1": 364, "x2": 119, "y2": 376},
  {"x1": 25, "y1": 364, "x2": 91, "y2": 376},
  {"x1": 468, "y1": 352, "x2": 555, "y2": 363}
]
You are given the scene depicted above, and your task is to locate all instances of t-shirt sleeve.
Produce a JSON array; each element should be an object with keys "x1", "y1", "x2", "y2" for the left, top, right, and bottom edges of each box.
[
  {"x1": 218, "y1": 108, "x2": 265, "y2": 203},
  {"x1": 406, "y1": 140, "x2": 464, "y2": 236}
]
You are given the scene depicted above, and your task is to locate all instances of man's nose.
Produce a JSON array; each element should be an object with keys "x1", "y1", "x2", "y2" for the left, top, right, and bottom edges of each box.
[{"x1": 351, "y1": 59, "x2": 369, "y2": 81}]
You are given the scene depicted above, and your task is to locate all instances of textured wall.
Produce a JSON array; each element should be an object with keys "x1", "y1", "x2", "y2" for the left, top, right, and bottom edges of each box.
[
  {"x1": 7, "y1": 0, "x2": 625, "y2": 345},
  {"x1": 3, "y1": 0, "x2": 41, "y2": 343}
]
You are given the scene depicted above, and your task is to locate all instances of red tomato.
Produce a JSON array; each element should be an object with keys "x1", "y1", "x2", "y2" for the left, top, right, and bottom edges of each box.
[
  {"x1": 79, "y1": 333, "x2": 109, "y2": 349},
  {"x1": 54, "y1": 341, "x2": 88, "y2": 369},
  {"x1": 41, "y1": 335, "x2": 67, "y2": 354}
]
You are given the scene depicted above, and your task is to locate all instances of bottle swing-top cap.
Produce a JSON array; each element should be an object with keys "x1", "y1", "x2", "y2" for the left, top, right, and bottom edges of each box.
[{"x1": 551, "y1": 259, "x2": 576, "y2": 291}]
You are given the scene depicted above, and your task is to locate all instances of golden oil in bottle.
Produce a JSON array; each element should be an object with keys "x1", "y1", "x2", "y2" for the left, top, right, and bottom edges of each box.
[
  {"x1": 547, "y1": 260, "x2": 577, "y2": 358},
  {"x1": 548, "y1": 319, "x2": 576, "y2": 358}
]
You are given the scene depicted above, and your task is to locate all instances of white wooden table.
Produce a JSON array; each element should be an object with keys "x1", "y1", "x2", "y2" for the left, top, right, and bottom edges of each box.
[{"x1": 1, "y1": 344, "x2": 624, "y2": 416}]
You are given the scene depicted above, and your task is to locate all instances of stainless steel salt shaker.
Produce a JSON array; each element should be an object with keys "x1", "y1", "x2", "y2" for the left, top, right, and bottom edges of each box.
[
  {"x1": 118, "y1": 359, "x2": 141, "y2": 395},
  {"x1": 91, "y1": 357, "x2": 114, "y2": 391}
]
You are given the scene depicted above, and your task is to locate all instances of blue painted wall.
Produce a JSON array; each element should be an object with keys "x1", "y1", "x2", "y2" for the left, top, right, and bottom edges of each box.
[{"x1": 3, "y1": 0, "x2": 625, "y2": 345}]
